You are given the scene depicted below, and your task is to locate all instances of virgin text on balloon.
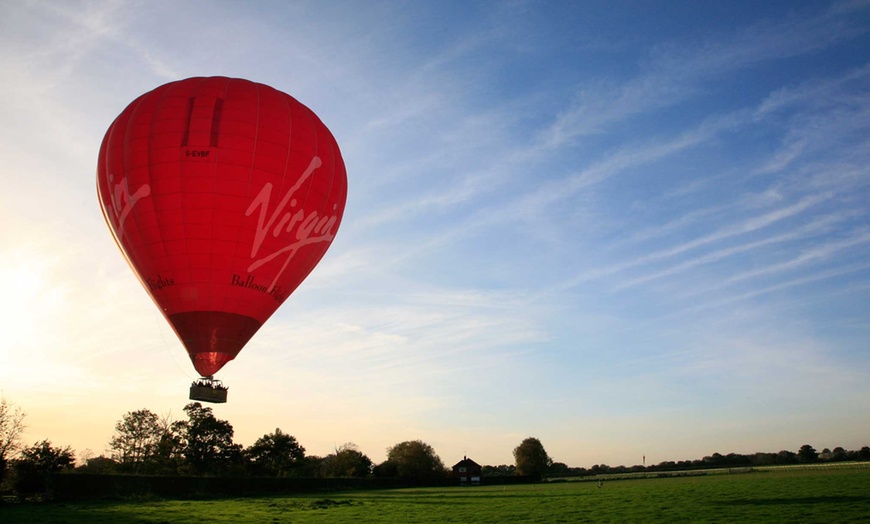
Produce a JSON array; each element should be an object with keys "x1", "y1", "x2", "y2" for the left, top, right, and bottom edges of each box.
[
  {"x1": 245, "y1": 156, "x2": 339, "y2": 291},
  {"x1": 107, "y1": 173, "x2": 150, "y2": 239}
]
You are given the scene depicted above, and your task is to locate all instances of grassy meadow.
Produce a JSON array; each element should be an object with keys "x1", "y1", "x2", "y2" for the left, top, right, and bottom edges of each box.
[{"x1": 2, "y1": 467, "x2": 869, "y2": 523}]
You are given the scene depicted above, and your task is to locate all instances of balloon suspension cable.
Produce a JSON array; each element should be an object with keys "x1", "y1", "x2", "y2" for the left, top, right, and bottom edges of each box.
[{"x1": 192, "y1": 375, "x2": 228, "y2": 390}]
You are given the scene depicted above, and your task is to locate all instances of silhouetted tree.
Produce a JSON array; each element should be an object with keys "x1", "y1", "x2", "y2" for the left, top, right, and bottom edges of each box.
[
  {"x1": 75, "y1": 455, "x2": 118, "y2": 474},
  {"x1": 108, "y1": 409, "x2": 182, "y2": 474},
  {"x1": 177, "y1": 403, "x2": 242, "y2": 475},
  {"x1": 152, "y1": 416, "x2": 186, "y2": 475},
  {"x1": 549, "y1": 461, "x2": 570, "y2": 477},
  {"x1": 109, "y1": 409, "x2": 163, "y2": 472},
  {"x1": 12, "y1": 440, "x2": 74, "y2": 493},
  {"x1": 296, "y1": 455, "x2": 325, "y2": 477},
  {"x1": 377, "y1": 440, "x2": 447, "y2": 483},
  {"x1": 830, "y1": 447, "x2": 847, "y2": 462},
  {"x1": 321, "y1": 443, "x2": 372, "y2": 477},
  {"x1": 0, "y1": 397, "x2": 26, "y2": 484},
  {"x1": 513, "y1": 437, "x2": 552, "y2": 478},
  {"x1": 798, "y1": 444, "x2": 818, "y2": 463},
  {"x1": 481, "y1": 464, "x2": 516, "y2": 477},
  {"x1": 703, "y1": 452, "x2": 724, "y2": 467},
  {"x1": 776, "y1": 450, "x2": 798, "y2": 464},
  {"x1": 589, "y1": 463, "x2": 610, "y2": 475},
  {"x1": 751, "y1": 452, "x2": 777, "y2": 466},
  {"x1": 246, "y1": 428, "x2": 305, "y2": 476}
]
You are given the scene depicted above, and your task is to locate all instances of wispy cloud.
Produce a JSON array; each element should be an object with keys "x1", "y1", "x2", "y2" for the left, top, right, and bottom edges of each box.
[
  {"x1": 561, "y1": 193, "x2": 829, "y2": 290},
  {"x1": 683, "y1": 229, "x2": 870, "y2": 296},
  {"x1": 676, "y1": 261, "x2": 870, "y2": 319},
  {"x1": 540, "y1": 2, "x2": 870, "y2": 147},
  {"x1": 612, "y1": 212, "x2": 851, "y2": 291}
]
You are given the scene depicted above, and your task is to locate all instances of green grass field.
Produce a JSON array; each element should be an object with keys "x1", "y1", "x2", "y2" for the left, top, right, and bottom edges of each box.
[{"x1": 2, "y1": 467, "x2": 869, "y2": 523}]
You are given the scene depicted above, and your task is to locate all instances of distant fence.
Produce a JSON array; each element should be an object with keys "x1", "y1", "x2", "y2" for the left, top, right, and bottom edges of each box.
[
  {"x1": 474, "y1": 475, "x2": 540, "y2": 485},
  {"x1": 546, "y1": 461, "x2": 870, "y2": 483},
  {"x1": 752, "y1": 461, "x2": 870, "y2": 473}
]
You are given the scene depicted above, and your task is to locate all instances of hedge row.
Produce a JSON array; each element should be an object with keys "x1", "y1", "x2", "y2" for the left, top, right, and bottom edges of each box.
[
  {"x1": 49, "y1": 474, "x2": 409, "y2": 501},
  {"x1": 46, "y1": 473, "x2": 543, "y2": 501}
]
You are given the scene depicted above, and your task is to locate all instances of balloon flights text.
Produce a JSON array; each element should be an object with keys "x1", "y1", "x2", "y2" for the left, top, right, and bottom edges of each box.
[{"x1": 97, "y1": 77, "x2": 348, "y2": 403}]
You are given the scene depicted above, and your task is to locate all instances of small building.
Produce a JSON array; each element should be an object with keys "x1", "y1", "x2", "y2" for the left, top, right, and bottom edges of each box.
[{"x1": 452, "y1": 456, "x2": 482, "y2": 485}]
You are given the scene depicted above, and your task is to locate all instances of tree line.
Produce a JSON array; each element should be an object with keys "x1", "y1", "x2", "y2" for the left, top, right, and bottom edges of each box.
[
  {"x1": 487, "y1": 443, "x2": 870, "y2": 479},
  {"x1": 0, "y1": 397, "x2": 556, "y2": 491},
  {"x1": 2, "y1": 396, "x2": 868, "y2": 494}
]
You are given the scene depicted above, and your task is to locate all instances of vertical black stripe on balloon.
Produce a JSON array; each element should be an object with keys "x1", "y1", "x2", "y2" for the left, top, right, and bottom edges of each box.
[
  {"x1": 181, "y1": 97, "x2": 195, "y2": 147},
  {"x1": 181, "y1": 97, "x2": 224, "y2": 148},
  {"x1": 210, "y1": 98, "x2": 223, "y2": 148}
]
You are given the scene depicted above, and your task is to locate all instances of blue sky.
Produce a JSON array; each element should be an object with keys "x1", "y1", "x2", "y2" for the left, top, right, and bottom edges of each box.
[{"x1": 1, "y1": 0, "x2": 869, "y2": 468}]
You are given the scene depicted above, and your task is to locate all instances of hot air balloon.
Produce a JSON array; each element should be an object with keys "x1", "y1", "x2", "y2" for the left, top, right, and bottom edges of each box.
[{"x1": 97, "y1": 77, "x2": 347, "y2": 403}]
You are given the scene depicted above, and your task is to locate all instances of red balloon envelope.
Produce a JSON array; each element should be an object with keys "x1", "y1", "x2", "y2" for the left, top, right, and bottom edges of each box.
[{"x1": 97, "y1": 77, "x2": 347, "y2": 377}]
